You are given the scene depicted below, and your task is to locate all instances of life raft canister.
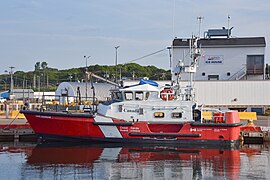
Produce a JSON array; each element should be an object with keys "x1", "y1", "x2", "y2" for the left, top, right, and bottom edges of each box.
[{"x1": 160, "y1": 88, "x2": 174, "y2": 101}]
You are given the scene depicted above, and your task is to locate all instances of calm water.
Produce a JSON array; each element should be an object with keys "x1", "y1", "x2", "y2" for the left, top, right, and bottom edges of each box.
[{"x1": 0, "y1": 142, "x2": 269, "y2": 180}]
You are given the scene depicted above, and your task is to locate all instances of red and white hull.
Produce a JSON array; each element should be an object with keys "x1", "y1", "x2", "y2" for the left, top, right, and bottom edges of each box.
[{"x1": 21, "y1": 110, "x2": 241, "y2": 147}]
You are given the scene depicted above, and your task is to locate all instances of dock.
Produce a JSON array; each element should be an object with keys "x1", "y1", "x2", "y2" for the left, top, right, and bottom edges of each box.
[{"x1": 0, "y1": 116, "x2": 36, "y2": 142}]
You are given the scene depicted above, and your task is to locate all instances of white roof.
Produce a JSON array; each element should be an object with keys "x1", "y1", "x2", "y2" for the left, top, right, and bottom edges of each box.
[
  {"x1": 56, "y1": 82, "x2": 115, "y2": 101},
  {"x1": 122, "y1": 84, "x2": 160, "y2": 92}
]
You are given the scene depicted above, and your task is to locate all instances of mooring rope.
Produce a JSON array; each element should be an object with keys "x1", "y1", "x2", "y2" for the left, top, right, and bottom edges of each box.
[{"x1": 3, "y1": 111, "x2": 21, "y2": 130}]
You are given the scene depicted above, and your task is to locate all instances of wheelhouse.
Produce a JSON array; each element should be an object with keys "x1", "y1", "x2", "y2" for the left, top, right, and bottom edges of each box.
[{"x1": 110, "y1": 84, "x2": 160, "y2": 102}]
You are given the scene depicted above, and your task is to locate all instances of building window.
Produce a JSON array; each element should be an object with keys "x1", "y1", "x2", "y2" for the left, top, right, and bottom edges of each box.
[
  {"x1": 202, "y1": 72, "x2": 205, "y2": 76},
  {"x1": 208, "y1": 75, "x2": 219, "y2": 80},
  {"x1": 227, "y1": 72, "x2": 231, "y2": 76}
]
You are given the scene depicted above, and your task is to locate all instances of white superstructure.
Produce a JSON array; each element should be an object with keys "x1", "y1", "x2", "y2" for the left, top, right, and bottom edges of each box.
[{"x1": 97, "y1": 37, "x2": 202, "y2": 122}]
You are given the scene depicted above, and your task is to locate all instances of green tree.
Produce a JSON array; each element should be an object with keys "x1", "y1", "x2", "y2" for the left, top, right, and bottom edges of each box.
[
  {"x1": 34, "y1": 62, "x2": 41, "y2": 71},
  {"x1": 41, "y1": 61, "x2": 48, "y2": 70}
]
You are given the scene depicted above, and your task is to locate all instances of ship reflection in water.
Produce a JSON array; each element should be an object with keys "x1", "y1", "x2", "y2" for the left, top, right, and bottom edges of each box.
[{"x1": 25, "y1": 143, "x2": 242, "y2": 179}]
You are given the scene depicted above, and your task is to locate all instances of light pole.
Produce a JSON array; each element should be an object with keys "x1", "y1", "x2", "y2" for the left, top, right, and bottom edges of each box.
[
  {"x1": 74, "y1": 73, "x2": 77, "y2": 82},
  {"x1": 9, "y1": 66, "x2": 15, "y2": 94},
  {"x1": 3, "y1": 70, "x2": 8, "y2": 91},
  {"x1": 115, "y1": 46, "x2": 120, "y2": 83},
  {"x1": 84, "y1": 56, "x2": 90, "y2": 101},
  {"x1": 68, "y1": 74, "x2": 73, "y2": 82}
]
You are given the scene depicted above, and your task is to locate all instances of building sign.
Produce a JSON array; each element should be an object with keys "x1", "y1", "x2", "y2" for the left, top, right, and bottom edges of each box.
[{"x1": 204, "y1": 55, "x2": 224, "y2": 64}]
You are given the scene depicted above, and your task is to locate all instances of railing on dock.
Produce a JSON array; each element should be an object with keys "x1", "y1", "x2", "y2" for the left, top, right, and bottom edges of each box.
[{"x1": 0, "y1": 94, "x2": 99, "y2": 118}]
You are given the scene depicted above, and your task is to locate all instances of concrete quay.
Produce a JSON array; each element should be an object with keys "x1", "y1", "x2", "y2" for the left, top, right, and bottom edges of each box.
[
  {"x1": 0, "y1": 117, "x2": 28, "y2": 126},
  {"x1": 0, "y1": 116, "x2": 36, "y2": 142}
]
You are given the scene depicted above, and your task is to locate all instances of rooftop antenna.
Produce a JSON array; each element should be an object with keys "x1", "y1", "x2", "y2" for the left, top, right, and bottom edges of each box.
[
  {"x1": 172, "y1": 0, "x2": 176, "y2": 39},
  {"x1": 84, "y1": 55, "x2": 90, "y2": 101},
  {"x1": 197, "y1": 16, "x2": 204, "y2": 38},
  {"x1": 227, "y1": 15, "x2": 231, "y2": 38},
  {"x1": 171, "y1": 0, "x2": 176, "y2": 72}
]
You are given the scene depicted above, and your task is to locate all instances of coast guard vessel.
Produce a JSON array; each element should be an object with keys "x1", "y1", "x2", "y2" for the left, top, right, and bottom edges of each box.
[{"x1": 21, "y1": 37, "x2": 241, "y2": 146}]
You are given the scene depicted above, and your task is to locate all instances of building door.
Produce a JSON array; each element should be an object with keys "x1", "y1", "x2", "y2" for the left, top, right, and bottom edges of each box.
[{"x1": 246, "y1": 55, "x2": 264, "y2": 75}]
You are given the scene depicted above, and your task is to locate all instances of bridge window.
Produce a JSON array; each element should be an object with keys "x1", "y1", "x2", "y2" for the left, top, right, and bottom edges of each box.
[
  {"x1": 135, "y1": 91, "x2": 143, "y2": 100},
  {"x1": 116, "y1": 92, "x2": 123, "y2": 100},
  {"x1": 112, "y1": 92, "x2": 123, "y2": 100},
  {"x1": 147, "y1": 91, "x2": 159, "y2": 100},
  {"x1": 124, "y1": 92, "x2": 133, "y2": 100},
  {"x1": 145, "y1": 92, "x2": 149, "y2": 100}
]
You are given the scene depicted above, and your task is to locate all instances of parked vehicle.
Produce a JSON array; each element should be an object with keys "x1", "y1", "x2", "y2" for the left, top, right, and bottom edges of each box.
[{"x1": 0, "y1": 97, "x2": 6, "y2": 103}]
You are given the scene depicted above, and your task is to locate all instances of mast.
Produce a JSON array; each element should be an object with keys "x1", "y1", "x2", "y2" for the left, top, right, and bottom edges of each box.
[
  {"x1": 188, "y1": 36, "x2": 201, "y2": 100},
  {"x1": 172, "y1": 36, "x2": 201, "y2": 101}
]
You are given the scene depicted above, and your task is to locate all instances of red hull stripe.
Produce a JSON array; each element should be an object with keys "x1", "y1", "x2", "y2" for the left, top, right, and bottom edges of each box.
[{"x1": 94, "y1": 116, "x2": 122, "y2": 138}]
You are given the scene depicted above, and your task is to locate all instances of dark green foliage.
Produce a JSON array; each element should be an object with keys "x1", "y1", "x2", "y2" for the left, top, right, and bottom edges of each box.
[{"x1": 0, "y1": 63, "x2": 171, "y2": 91}]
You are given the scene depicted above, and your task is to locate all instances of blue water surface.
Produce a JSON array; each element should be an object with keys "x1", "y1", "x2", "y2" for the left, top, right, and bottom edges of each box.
[{"x1": 0, "y1": 142, "x2": 269, "y2": 180}]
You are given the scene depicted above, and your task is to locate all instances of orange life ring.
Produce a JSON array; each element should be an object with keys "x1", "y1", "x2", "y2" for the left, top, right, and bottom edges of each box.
[{"x1": 160, "y1": 89, "x2": 174, "y2": 101}]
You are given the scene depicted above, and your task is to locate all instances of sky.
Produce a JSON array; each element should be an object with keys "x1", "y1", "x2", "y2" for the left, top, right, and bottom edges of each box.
[{"x1": 0, "y1": 0, "x2": 270, "y2": 74}]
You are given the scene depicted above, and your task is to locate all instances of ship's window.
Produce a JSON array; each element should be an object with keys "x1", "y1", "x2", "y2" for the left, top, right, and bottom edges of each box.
[
  {"x1": 147, "y1": 91, "x2": 159, "y2": 100},
  {"x1": 116, "y1": 92, "x2": 123, "y2": 100},
  {"x1": 227, "y1": 72, "x2": 230, "y2": 76},
  {"x1": 154, "y1": 112, "x2": 164, "y2": 118},
  {"x1": 124, "y1": 91, "x2": 133, "y2": 100},
  {"x1": 145, "y1": 92, "x2": 150, "y2": 100},
  {"x1": 172, "y1": 112, "x2": 182, "y2": 118},
  {"x1": 202, "y1": 72, "x2": 205, "y2": 76},
  {"x1": 135, "y1": 91, "x2": 143, "y2": 100},
  {"x1": 112, "y1": 92, "x2": 117, "y2": 99},
  {"x1": 112, "y1": 92, "x2": 123, "y2": 100}
]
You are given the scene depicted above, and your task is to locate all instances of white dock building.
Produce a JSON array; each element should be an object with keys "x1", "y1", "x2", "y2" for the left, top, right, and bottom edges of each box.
[{"x1": 169, "y1": 28, "x2": 268, "y2": 114}]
